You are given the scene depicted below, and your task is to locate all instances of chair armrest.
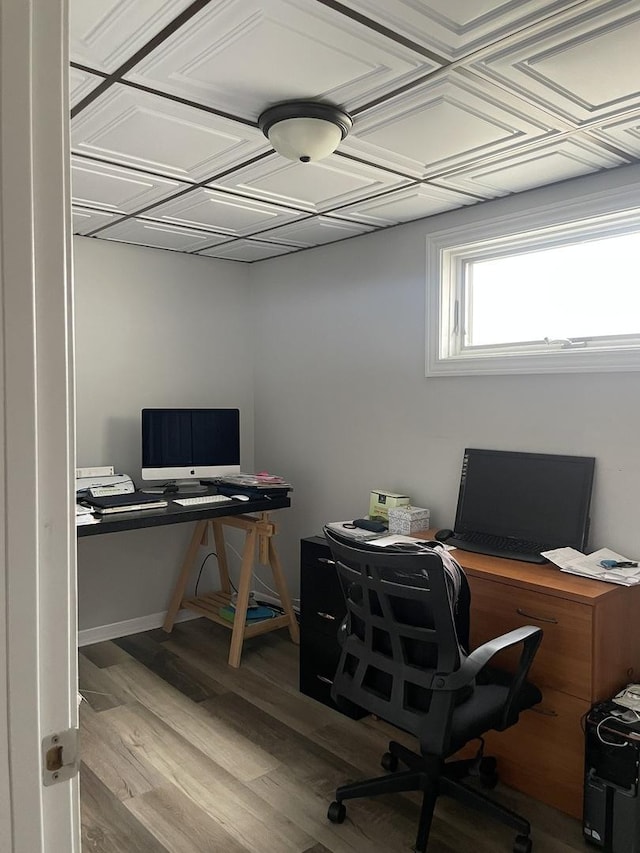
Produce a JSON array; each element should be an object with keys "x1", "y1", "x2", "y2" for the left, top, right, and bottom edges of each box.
[{"x1": 431, "y1": 625, "x2": 542, "y2": 692}]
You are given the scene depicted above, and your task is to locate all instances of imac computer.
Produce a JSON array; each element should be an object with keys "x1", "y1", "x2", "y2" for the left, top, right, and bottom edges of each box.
[{"x1": 141, "y1": 408, "x2": 240, "y2": 492}]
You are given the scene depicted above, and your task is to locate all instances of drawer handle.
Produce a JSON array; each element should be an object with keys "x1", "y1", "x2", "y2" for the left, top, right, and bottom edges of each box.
[
  {"x1": 317, "y1": 675, "x2": 333, "y2": 685},
  {"x1": 516, "y1": 607, "x2": 558, "y2": 624},
  {"x1": 530, "y1": 706, "x2": 558, "y2": 718},
  {"x1": 318, "y1": 557, "x2": 336, "y2": 566},
  {"x1": 317, "y1": 611, "x2": 336, "y2": 621}
]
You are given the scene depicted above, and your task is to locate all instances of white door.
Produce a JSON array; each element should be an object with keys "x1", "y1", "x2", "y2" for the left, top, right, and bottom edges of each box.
[{"x1": 0, "y1": 0, "x2": 79, "y2": 851}]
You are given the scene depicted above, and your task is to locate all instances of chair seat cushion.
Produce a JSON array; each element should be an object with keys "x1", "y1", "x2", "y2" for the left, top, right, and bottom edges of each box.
[{"x1": 447, "y1": 667, "x2": 542, "y2": 754}]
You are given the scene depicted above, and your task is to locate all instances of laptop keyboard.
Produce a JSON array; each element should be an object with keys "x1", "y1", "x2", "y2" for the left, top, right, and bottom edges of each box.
[{"x1": 449, "y1": 530, "x2": 552, "y2": 564}]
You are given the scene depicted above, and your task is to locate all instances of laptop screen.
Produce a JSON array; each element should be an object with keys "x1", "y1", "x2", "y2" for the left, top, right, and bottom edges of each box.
[{"x1": 454, "y1": 448, "x2": 595, "y2": 549}]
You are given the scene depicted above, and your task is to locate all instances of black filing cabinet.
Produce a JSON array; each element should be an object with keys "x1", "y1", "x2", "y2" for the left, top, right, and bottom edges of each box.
[{"x1": 299, "y1": 536, "x2": 366, "y2": 718}]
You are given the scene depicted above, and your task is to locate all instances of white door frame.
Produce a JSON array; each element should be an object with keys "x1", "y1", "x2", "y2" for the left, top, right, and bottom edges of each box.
[{"x1": 1, "y1": 0, "x2": 79, "y2": 850}]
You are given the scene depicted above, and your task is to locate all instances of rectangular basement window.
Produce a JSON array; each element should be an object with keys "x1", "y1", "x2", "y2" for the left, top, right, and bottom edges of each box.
[{"x1": 426, "y1": 199, "x2": 640, "y2": 376}]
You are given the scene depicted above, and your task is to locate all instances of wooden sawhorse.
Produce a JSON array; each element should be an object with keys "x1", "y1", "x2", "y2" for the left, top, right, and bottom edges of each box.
[{"x1": 162, "y1": 511, "x2": 299, "y2": 667}]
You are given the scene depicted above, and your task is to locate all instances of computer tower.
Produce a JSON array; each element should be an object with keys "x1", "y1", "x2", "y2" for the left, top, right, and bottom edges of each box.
[{"x1": 584, "y1": 702, "x2": 640, "y2": 851}]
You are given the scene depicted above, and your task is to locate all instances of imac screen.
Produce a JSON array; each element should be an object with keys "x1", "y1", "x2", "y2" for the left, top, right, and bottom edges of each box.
[{"x1": 141, "y1": 408, "x2": 240, "y2": 481}]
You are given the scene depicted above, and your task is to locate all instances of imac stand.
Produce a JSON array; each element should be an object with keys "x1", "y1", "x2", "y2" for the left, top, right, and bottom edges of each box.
[{"x1": 142, "y1": 479, "x2": 208, "y2": 495}]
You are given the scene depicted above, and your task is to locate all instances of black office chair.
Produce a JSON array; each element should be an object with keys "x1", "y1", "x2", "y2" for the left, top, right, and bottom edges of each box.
[{"x1": 323, "y1": 528, "x2": 543, "y2": 853}]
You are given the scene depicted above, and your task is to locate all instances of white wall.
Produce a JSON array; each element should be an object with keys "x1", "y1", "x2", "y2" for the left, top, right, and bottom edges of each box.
[
  {"x1": 74, "y1": 237, "x2": 253, "y2": 631},
  {"x1": 251, "y1": 164, "x2": 640, "y2": 595}
]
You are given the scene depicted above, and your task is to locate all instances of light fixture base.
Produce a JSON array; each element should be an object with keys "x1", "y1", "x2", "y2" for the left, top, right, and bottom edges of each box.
[{"x1": 258, "y1": 101, "x2": 352, "y2": 163}]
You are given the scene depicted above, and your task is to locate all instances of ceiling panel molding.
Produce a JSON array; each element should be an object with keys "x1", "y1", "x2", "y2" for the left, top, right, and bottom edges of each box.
[
  {"x1": 145, "y1": 187, "x2": 305, "y2": 236},
  {"x1": 69, "y1": 67, "x2": 105, "y2": 109},
  {"x1": 333, "y1": 183, "x2": 478, "y2": 225},
  {"x1": 343, "y1": 70, "x2": 567, "y2": 178},
  {"x1": 197, "y1": 239, "x2": 299, "y2": 261},
  {"x1": 72, "y1": 205, "x2": 120, "y2": 235},
  {"x1": 211, "y1": 154, "x2": 409, "y2": 213},
  {"x1": 435, "y1": 134, "x2": 629, "y2": 197},
  {"x1": 257, "y1": 215, "x2": 375, "y2": 246},
  {"x1": 96, "y1": 216, "x2": 231, "y2": 252},
  {"x1": 69, "y1": 0, "x2": 195, "y2": 73},
  {"x1": 470, "y1": 1, "x2": 640, "y2": 125},
  {"x1": 70, "y1": 155, "x2": 186, "y2": 214},
  {"x1": 587, "y1": 112, "x2": 640, "y2": 161},
  {"x1": 335, "y1": 0, "x2": 586, "y2": 62},
  {"x1": 71, "y1": 85, "x2": 271, "y2": 182},
  {"x1": 124, "y1": 0, "x2": 442, "y2": 119}
]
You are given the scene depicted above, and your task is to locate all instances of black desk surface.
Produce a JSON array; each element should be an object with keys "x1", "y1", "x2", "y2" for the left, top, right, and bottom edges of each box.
[{"x1": 77, "y1": 489, "x2": 291, "y2": 537}]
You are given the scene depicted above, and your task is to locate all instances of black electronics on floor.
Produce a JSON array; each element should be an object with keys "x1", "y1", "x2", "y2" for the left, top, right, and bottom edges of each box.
[
  {"x1": 299, "y1": 536, "x2": 366, "y2": 719},
  {"x1": 584, "y1": 701, "x2": 640, "y2": 852}
]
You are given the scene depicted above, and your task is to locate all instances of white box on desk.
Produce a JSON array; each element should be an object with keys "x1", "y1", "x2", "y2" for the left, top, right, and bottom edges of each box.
[
  {"x1": 369, "y1": 490, "x2": 410, "y2": 520},
  {"x1": 388, "y1": 506, "x2": 430, "y2": 535}
]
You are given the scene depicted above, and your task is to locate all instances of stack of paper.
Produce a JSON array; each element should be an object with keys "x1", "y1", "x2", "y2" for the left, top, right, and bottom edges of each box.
[
  {"x1": 542, "y1": 547, "x2": 640, "y2": 586},
  {"x1": 219, "y1": 472, "x2": 292, "y2": 489}
]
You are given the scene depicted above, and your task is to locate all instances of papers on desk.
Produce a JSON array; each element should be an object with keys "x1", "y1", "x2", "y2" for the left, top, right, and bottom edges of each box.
[
  {"x1": 76, "y1": 503, "x2": 99, "y2": 525},
  {"x1": 368, "y1": 534, "x2": 456, "y2": 551},
  {"x1": 76, "y1": 513, "x2": 99, "y2": 526},
  {"x1": 542, "y1": 547, "x2": 640, "y2": 586}
]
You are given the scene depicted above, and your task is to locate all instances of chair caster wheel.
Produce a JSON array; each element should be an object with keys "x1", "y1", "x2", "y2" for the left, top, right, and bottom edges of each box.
[
  {"x1": 480, "y1": 771, "x2": 499, "y2": 789},
  {"x1": 327, "y1": 801, "x2": 346, "y2": 824},
  {"x1": 480, "y1": 756, "x2": 497, "y2": 774},
  {"x1": 513, "y1": 834, "x2": 532, "y2": 853},
  {"x1": 478, "y1": 755, "x2": 498, "y2": 788},
  {"x1": 381, "y1": 751, "x2": 399, "y2": 772}
]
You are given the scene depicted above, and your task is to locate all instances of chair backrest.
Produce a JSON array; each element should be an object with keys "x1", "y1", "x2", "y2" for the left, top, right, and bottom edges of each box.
[{"x1": 324, "y1": 528, "x2": 468, "y2": 739}]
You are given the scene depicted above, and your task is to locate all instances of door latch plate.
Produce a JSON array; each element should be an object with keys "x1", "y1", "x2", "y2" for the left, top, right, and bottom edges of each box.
[{"x1": 42, "y1": 728, "x2": 79, "y2": 786}]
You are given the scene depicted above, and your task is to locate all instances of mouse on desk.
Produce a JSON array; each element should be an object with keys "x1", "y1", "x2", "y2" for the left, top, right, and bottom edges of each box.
[
  {"x1": 435, "y1": 528, "x2": 454, "y2": 542},
  {"x1": 231, "y1": 494, "x2": 250, "y2": 501}
]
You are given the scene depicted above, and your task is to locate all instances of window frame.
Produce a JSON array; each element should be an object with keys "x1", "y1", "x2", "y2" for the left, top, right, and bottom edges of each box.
[{"x1": 426, "y1": 181, "x2": 640, "y2": 376}]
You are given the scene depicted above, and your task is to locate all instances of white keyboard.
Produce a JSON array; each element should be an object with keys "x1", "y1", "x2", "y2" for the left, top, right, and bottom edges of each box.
[{"x1": 172, "y1": 494, "x2": 233, "y2": 507}]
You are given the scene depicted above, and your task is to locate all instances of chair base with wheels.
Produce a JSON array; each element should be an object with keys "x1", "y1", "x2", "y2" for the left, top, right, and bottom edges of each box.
[{"x1": 327, "y1": 738, "x2": 532, "y2": 853}]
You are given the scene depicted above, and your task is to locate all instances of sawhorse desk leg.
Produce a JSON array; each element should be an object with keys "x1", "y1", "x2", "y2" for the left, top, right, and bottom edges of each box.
[
  {"x1": 162, "y1": 512, "x2": 299, "y2": 668},
  {"x1": 162, "y1": 519, "x2": 209, "y2": 633}
]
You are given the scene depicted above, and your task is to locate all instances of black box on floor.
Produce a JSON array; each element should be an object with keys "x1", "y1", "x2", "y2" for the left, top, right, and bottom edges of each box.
[{"x1": 584, "y1": 701, "x2": 640, "y2": 851}]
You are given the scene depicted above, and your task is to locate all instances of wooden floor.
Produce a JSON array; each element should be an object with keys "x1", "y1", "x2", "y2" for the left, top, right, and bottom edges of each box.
[{"x1": 79, "y1": 619, "x2": 589, "y2": 853}]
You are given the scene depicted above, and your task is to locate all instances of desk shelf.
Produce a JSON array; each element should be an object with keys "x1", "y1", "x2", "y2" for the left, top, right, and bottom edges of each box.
[{"x1": 181, "y1": 590, "x2": 292, "y2": 638}]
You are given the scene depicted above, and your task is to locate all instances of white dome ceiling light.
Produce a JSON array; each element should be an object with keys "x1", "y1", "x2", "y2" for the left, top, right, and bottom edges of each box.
[{"x1": 258, "y1": 101, "x2": 353, "y2": 163}]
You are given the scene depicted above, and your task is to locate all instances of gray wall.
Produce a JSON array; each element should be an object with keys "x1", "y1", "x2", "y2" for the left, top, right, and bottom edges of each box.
[
  {"x1": 74, "y1": 237, "x2": 254, "y2": 630},
  {"x1": 251, "y1": 164, "x2": 640, "y2": 595}
]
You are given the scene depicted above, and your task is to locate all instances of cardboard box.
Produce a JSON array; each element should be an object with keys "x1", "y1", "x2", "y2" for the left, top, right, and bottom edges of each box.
[
  {"x1": 388, "y1": 505, "x2": 431, "y2": 536},
  {"x1": 369, "y1": 489, "x2": 410, "y2": 520}
]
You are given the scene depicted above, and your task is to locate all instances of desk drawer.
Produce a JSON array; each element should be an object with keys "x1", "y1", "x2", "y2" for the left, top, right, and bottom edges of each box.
[
  {"x1": 468, "y1": 576, "x2": 593, "y2": 700},
  {"x1": 299, "y1": 630, "x2": 366, "y2": 719},
  {"x1": 481, "y1": 687, "x2": 588, "y2": 819},
  {"x1": 300, "y1": 542, "x2": 346, "y2": 638}
]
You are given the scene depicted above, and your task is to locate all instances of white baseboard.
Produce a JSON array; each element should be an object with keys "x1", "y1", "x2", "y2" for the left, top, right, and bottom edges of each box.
[{"x1": 77, "y1": 609, "x2": 199, "y2": 647}]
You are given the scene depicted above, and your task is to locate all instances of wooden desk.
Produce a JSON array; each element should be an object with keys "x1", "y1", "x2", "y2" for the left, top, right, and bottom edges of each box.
[
  {"x1": 418, "y1": 531, "x2": 640, "y2": 818},
  {"x1": 78, "y1": 491, "x2": 299, "y2": 667}
]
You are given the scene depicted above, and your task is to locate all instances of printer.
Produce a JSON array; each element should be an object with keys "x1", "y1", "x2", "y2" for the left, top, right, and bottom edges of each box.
[{"x1": 75, "y1": 471, "x2": 134, "y2": 496}]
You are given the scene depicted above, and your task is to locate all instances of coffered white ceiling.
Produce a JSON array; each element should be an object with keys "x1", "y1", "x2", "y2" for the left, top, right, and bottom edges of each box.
[{"x1": 70, "y1": 0, "x2": 640, "y2": 263}]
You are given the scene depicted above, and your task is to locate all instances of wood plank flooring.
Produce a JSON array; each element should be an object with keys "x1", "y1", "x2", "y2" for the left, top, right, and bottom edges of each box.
[{"x1": 79, "y1": 620, "x2": 589, "y2": 853}]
